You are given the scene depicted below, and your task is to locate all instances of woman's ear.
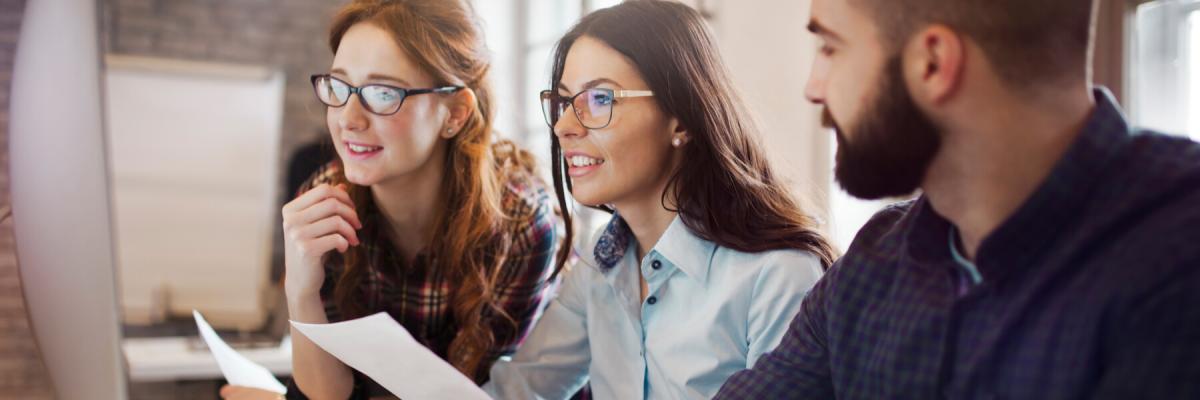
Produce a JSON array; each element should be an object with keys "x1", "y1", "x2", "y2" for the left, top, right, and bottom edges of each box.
[
  {"x1": 442, "y1": 87, "x2": 477, "y2": 139},
  {"x1": 670, "y1": 118, "x2": 690, "y2": 147}
]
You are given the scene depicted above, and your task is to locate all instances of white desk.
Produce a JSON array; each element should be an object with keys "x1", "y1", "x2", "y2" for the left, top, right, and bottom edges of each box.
[{"x1": 123, "y1": 336, "x2": 292, "y2": 382}]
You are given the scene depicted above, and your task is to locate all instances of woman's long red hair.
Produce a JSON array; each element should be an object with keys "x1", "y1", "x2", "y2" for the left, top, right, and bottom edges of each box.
[{"x1": 323, "y1": 0, "x2": 570, "y2": 382}]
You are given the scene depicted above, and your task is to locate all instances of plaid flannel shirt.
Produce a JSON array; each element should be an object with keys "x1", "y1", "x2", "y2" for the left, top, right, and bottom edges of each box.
[{"x1": 288, "y1": 161, "x2": 559, "y2": 399}]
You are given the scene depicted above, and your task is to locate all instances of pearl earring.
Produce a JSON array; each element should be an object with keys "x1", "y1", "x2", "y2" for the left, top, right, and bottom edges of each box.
[{"x1": 672, "y1": 137, "x2": 683, "y2": 147}]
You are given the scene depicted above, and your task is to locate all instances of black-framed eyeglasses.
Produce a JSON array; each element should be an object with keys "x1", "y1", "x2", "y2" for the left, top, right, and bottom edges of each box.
[
  {"x1": 311, "y1": 74, "x2": 463, "y2": 116},
  {"x1": 540, "y1": 88, "x2": 654, "y2": 129}
]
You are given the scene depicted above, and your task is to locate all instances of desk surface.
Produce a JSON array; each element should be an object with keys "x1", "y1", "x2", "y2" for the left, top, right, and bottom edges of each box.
[{"x1": 123, "y1": 336, "x2": 292, "y2": 382}]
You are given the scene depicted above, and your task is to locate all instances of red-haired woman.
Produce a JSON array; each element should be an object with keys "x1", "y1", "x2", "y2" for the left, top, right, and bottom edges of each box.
[{"x1": 221, "y1": 1, "x2": 564, "y2": 399}]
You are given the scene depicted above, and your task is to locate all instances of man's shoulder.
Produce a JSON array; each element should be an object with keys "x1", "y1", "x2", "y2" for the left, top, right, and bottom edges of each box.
[
  {"x1": 1121, "y1": 130, "x2": 1200, "y2": 186},
  {"x1": 1091, "y1": 131, "x2": 1200, "y2": 252},
  {"x1": 1057, "y1": 130, "x2": 1200, "y2": 300},
  {"x1": 818, "y1": 199, "x2": 920, "y2": 293},
  {"x1": 847, "y1": 199, "x2": 920, "y2": 254}
]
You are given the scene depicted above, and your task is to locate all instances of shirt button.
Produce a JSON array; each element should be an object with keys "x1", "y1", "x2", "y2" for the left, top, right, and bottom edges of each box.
[
  {"x1": 647, "y1": 296, "x2": 658, "y2": 305},
  {"x1": 651, "y1": 260, "x2": 662, "y2": 270}
]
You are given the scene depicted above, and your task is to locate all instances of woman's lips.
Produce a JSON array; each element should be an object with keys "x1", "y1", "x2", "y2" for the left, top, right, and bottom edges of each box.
[
  {"x1": 344, "y1": 141, "x2": 382, "y2": 160},
  {"x1": 564, "y1": 151, "x2": 605, "y2": 178}
]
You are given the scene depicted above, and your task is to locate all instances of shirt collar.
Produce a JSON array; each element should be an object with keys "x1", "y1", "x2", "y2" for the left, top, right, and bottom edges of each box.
[
  {"x1": 651, "y1": 216, "x2": 717, "y2": 283},
  {"x1": 591, "y1": 213, "x2": 717, "y2": 283},
  {"x1": 592, "y1": 213, "x2": 632, "y2": 270}
]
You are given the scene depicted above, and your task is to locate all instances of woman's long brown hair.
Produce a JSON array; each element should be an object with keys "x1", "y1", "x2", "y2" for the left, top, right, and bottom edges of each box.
[
  {"x1": 549, "y1": 0, "x2": 837, "y2": 267},
  {"x1": 323, "y1": 0, "x2": 570, "y2": 382}
]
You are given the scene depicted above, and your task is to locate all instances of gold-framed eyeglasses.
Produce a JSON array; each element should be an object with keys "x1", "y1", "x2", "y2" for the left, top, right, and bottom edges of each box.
[{"x1": 540, "y1": 88, "x2": 654, "y2": 129}]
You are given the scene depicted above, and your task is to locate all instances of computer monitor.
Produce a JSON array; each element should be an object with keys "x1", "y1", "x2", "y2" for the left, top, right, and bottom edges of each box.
[{"x1": 10, "y1": 1, "x2": 127, "y2": 398}]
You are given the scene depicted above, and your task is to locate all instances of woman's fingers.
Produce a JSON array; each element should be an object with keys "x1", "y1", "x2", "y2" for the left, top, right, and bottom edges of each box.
[
  {"x1": 284, "y1": 184, "x2": 336, "y2": 213},
  {"x1": 297, "y1": 215, "x2": 360, "y2": 246},
  {"x1": 283, "y1": 184, "x2": 357, "y2": 221},
  {"x1": 218, "y1": 385, "x2": 247, "y2": 398},
  {"x1": 219, "y1": 385, "x2": 282, "y2": 400},
  {"x1": 321, "y1": 183, "x2": 354, "y2": 212},
  {"x1": 287, "y1": 197, "x2": 363, "y2": 232},
  {"x1": 306, "y1": 233, "x2": 351, "y2": 255}
]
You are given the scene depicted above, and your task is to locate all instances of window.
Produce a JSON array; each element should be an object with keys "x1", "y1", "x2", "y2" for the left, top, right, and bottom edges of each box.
[
  {"x1": 1190, "y1": 10, "x2": 1200, "y2": 140},
  {"x1": 1130, "y1": 0, "x2": 1200, "y2": 141},
  {"x1": 477, "y1": 0, "x2": 619, "y2": 154}
]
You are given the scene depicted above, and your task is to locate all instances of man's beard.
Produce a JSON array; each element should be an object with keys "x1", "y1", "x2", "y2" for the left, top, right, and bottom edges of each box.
[{"x1": 826, "y1": 56, "x2": 942, "y2": 200}]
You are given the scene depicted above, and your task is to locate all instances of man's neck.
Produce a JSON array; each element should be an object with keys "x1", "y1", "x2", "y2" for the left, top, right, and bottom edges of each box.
[{"x1": 923, "y1": 84, "x2": 1095, "y2": 259}]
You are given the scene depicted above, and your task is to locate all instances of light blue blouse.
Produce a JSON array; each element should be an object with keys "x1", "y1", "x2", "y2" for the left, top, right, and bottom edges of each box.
[{"x1": 484, "y1": 214, "x2": 824, "y2": 399}]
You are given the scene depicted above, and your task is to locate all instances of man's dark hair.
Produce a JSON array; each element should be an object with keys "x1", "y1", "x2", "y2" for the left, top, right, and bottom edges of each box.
[{"x1": 853, "y1": 0, "x2": 1098, "y2": 86}]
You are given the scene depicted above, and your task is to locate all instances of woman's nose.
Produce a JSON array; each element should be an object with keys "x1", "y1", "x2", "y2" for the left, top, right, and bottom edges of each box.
[
  {"x1": 337, "y1": 94, "x2": 370, "y2": 132},
  {"x1": 553, "y1": 106, "x2": 586, "y2": 140}
]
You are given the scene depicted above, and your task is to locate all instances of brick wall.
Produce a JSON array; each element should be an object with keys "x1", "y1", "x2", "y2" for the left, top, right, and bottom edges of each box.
[
  {"x1": 104, "y1": 0, "x2": 345, "y2": 176},
  {"x1": 0, "y1": 0, "x2": 56, "y2": 398}
]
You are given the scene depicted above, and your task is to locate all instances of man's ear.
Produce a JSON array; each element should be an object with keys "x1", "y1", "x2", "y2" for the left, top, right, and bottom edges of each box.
[
  {"x1": 904, "y1": 24, "x2": 965, "y2": 105},
  {"x1": 442, "y1": 88, "x2": 477, "y2": 139}
]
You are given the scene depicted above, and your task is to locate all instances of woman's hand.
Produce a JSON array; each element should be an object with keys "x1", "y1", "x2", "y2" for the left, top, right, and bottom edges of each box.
[
  {"x1": 218, "y1": 385, "x2": 285, "y2": 400},
  {"x1": 281, "y1": 183, "x2": 363, "y2": 299}
]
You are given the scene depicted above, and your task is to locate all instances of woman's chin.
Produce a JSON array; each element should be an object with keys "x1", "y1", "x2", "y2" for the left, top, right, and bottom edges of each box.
[
  {"x1": 568, "y1": 186, "x2": 610, "y2": 208},
  {"x1": 342, "y1": 167, "x2": 377, "y2": 187}
]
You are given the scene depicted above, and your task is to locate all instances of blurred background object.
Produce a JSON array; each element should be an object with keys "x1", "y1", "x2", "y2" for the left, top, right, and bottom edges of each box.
[{"x1": 105, "y1": 55, "x2": 283, "y2": 331}]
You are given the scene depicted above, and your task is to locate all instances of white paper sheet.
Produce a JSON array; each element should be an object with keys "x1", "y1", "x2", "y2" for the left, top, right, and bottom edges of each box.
[
  {"x1": 193, "y1": 310, "x2": 288, "y2": 394},
  {"x1": 290, "y1": 312, "x2": 491, "y2": 400}
]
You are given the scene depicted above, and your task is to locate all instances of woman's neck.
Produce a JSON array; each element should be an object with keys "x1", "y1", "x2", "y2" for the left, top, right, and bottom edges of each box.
[
  {"x1": 369, "y1": 146, "x2": 447, "y2": 263},
  {"x1": 613, "y1": 190, "x2": 678, "y2": 260}
]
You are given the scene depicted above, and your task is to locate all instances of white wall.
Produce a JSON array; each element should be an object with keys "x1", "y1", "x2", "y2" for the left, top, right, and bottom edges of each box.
[
  {"x1": 709, "y1": 0, "x2": 835, "y2": 234},
  {"x1": 711, "y1": 0, "x2": 886, "y2": 251}
]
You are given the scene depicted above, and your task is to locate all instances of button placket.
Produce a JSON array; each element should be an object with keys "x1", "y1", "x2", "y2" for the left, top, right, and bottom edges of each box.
[{"x1": 644, "y1": 258, "x2": 665, "y2": 306}]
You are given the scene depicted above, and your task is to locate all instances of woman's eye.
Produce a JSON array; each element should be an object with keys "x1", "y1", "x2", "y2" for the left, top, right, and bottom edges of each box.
[
  {"x1": 333, "y1": 87, "x2": 350, "y2": 99},
  {"x1": 371, "y1": 88, "x2": 399, "y2": 102},
  {"x1": 820, "y1": 45, "x2": 835, "y2": 56},
  {"x1": 591, "y1": 93, "x2": 614, "y2": 105}
]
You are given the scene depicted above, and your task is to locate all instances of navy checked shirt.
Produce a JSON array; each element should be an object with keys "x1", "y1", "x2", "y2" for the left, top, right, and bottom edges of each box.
[{"x1": 716, "y1": 89, "x2": 1200, "y2": 399}]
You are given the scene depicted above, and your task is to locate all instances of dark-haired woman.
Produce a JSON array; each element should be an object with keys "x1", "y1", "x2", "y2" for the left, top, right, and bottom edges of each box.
[{"x1": 484, "y1": 1, "x2": 836, "y2": 399}]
